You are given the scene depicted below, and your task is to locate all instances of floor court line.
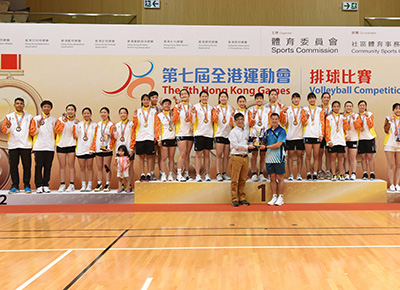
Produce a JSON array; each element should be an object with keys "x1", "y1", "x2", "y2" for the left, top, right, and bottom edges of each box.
[
  {"x1": 141, "y1": 278, "x2": 153, "y2": 290},
  {"x1": 15, "y1": 249, "x2": 73, "y2": 290}
]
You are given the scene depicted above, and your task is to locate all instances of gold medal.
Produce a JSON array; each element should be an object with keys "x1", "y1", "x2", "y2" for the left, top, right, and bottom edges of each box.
[
  {"x1": 258, "y1": 121, "x2": 262, "y2": 126},
  {"x1": 204, "y1": 119, "x2": 209, "y2": 124},
  {"x1": 83, "y1": 135, "x2": 88, "y2": 141},
  {"x1": 16, "y1": 126, "x2": 21, "y2": 132},
  {"x1": 222, "y1": 118, "x2": 227, "y2": 124},
  {"x1": 185, "y1": 117, "x2": 189, "y2": 122},
  {"x1": 311, "y1": 122, "x2": 315, "y2": 126},
  {"x1": 169, "y1": 127, "x2": 173, "y2": 132},
  {"x1": 336, "y1": 128, "x2": 339, "y2": 133},
  {"x1": 120, "y1": 137, "x2": 125, "y2": 142},
  {"x1": 293, "y1": 120, "x2": 298, "y2": 126},
  {"x1": 360, "y1": 127, "x2": 365, "y2": 132},
  {"x1": 40, "y1": 120, "x2": 45, "y2": 126},
  {"x1": 144, "y1": 122, "x2": 148, "y2": 128}
]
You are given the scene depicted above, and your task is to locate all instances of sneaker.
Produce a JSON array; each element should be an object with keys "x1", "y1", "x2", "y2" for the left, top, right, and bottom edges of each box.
[
  {"x1": 317, "y1": 171, "x2": 324, "y2": 180},
  {"x1": 396, "y1": 185, "x2": 400, "y2": 192},
  {"x1": 370, "y1": 173, "x2": 375, "y2": 180},
  {"x1": 339, "y1": 175, "x2": 345, "y2": 181},
  {"x1": 205, "y1": 174, "x2": 211, "y2": 182},
  {"x1": 66, "y1": 184, "x2": 75, "y2": 192},
  {"x1": 296, "y1": 174, "x2": 302, "y2": 181},
  {"x1": 232, "y1": 200, "x2": 239, "y2": 207},
  {"x1": 345, "y1": 173, "x2": 350, "y2": 180},
  {"x1": 326, "y1": 171, "x2": 332, "y2": 180},
  {"x1": 240, "y1": 200, "x2": 250, "y2": 206},
  {"x1": 36, "y1": 186, "x2": 43, "y2": 194},
  {"x1": 94, "y1": 183, "x2": 102, "y2": 192},
  {"x1": 350, "y1": 173, "x2": 356, "y2": 180},
  {"x1": 275, "y1": 195, "x2": 284, "y2": 206},
  {"x1": 251, "y1": 173, "x2": 259, "y2": 182},
  {"x1": 331, "y1": 175, "x2": 337, "y2": 181},
  {"x1": 186, "y1": 175, "x2": 194, "y2": 181},
  {"x1": 312, "y1": 173, "x2": 317, "y2": 180},
  {"x1": 86, "y1": 184, "x2": 92, "y2": 192},
  {"x1": 168, "y1": 173, "x2": 174, "y2": 182},
  {"x1": 117, "y1": 188, "x2": 123, "y2": 193},
  {"x1": 268, "y1": 195, "x2": 278, "y2": 205},
  {"x1": 151, "y1": 172, "x2": 157, "y2": 181},
  {"x1": 177, "y1": 173, "x2": 186, "y2": 182},
  {"x1": 80, "y1": 184, "x2": 87, "y2": 192},
  {"x1": 160, "y1": 172, "x2": 167, "y2": 182},
  {"x1": 307, "y1": 173, "x2": 312, "y2": 181},
  {"x1": 222, "y1": 173, "x2": 231, "y2": 181},
  {"x1": 126, "y1": 188, "x2": 131, "y2": 193},
  {"x1": 103, "y1": 183, "x2": 110, "y2": 192},
  {"x1": 216, "y1": 173, "x2": 223, "y2": 182},
  {"x1": 146, "y1": 174, "x2": 151, "y2": 182},
  {"x1": 8, "y1": 187, "x2": 19, "y2": 194},
  {"x1": 362, "y1": 172, "x2": 368, "y2": 180},
  {"x1": 196, "y1": 174, "x2": 202, "y2": 182},
  {"x1": 140, "y1": 175, "x2": 145, "y2": 182},
  {"x1": 24, "y1": 187, "x2": 32, "y2": 193},
  {"x1": 121, "y1": 184, "x2": 125, "y2": 191},
  {"x1": 389, "y1": 184, "x2": 396, "y2": 192},
  {"x1": 288, "y1": 174, "x2": 294, "y2": 181},
  {"x1": 58, "y1": 184, "x2": 66, "y2": 192},
  {"x1": 259, "y1": 174, "x2": 268, "y2": 182},
  {"x1": 43, "y1": 186, "x2": 51, "y2": 193}
]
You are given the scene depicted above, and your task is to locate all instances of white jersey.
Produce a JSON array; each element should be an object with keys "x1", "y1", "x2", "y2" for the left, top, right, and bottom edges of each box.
[
  {"x1": 358, "y1": 112, "x2": 376, "y2": 140},
  {"x1": 384, "y1": 116, "x2": 400, "y2": 149},
  {"x1": 192, "y1": 103, "x2": 213, "y2": 138},
  {"x1": 302, "y1": 106, "x2": 324, "y2": 138},
  {"x1": 320, "y1": 104, "x2": 332, "y2": 117},
  {"x1": 133, "y1": 107, "x2": 157, "y2": 142},
  {"x1": 156, "y1": 111, "x2": 176, "y2": 141},
  {"x1": 343, "y1": 113, "x2": 361, "y2": 142},
  {"x1": 152, "y1": 104, "x2": 163, "y2": 114},
  {"x1": 213, "y1": 104, "x2": 234, "y2": 138},
  {"x1": 31, "y1": 114, "x2": 57, "y2": 151},
  {"x1": 282, "y1": 105, "x2": 303, "y2": 141},
  {"x1": 234, "y1": 108, "x2": 254, "y2": 133},
  {"x1": 249, "y1": 105, "x2": 269, "y2": 136},
  {"x1": 325, "y1": 113, "x2": 347, "y2": 146},
  {"x1": 114, "y1": 120, "x2": 134, "y2": 153},
  {"x1": 1, "y1": 111, "x2": 33, "y2": 150},
  {"x1": 74, "y1": 120, "x2": 97, "y2": 156},
  {"x1": 92, "y1": 120, "x2": 115, "y2": 153},
  {"x1": 173, "y1": 102, "x2": 193, "y2": 137},
  {"x1": 55, "y1": 117, "x2": 77, "y2": 148},
  {"x1": 264, "y1": 102, "x2": 283, "y2": 128}
]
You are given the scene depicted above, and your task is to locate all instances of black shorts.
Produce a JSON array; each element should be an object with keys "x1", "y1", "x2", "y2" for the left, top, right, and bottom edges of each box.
[
  {"x1": 96, "y1": 151, "x2": 113, "y2": 157},
  {"x1": 194, "y1": 136, "x2": 213, "y2": 151},
  {"x1": 346, "y1": 141, "x2": 358, "y2": 149},
  {"x1": 56, "y1": 146, "x2": 76, "y2": 153},
  {"x1": 320, "y1": 138, "x2": 327, "y2": 149},
  {"x1": 327, "y1": 145, "x2": 346, "y2": 153},
  {"x1": 358, "y1": 139, "x2": 376, "y2": 154},
  {"x1": 77, "y1": 154, "x2": 95, "y2": 159},
  {"x1": 215, "y1": 137, "x2": 230, "y2": 144},
  {"x1": 304, "y1": 137, "x2": 320, "y2": 144},
  {"x1": 286, "y1": 139, "x2": 305, "y2": 151},
  {"x1": 136, "y1": 140, "x2": 155, "y2": 155},
  {"x1": 161, "y1": 139, "x2": 177, "y2": 147},
  {"x1": 176, "y1": 136, "x2": 194, "y2": 141}
]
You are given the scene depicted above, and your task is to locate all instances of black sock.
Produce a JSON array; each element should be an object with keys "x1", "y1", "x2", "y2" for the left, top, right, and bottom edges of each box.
[
  {"x1": 345, "y1": 171, "x2": 349, "y2": 175},
  {"x1": 61, "y1": 182, "x2": 65, "y2": 185}
]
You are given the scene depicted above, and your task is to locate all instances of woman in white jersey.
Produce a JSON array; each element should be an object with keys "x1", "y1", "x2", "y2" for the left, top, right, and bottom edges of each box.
[
  {"x1": 191, "y1": 90, "x2": 213, "y2": 182},
  {"x1": 213, "y1": 91, "x2": 234, "y2": 182},
  {"x1": 234, "y1": 95, "x2": 255, "y2": 133},
  {"x1": 73, "y1": 107, "x2": 97, "y2": 192},
  {"x1": 149, "y1": 90, "x2": 163, "y2": 180},
  {"x1": 133, "y1": 94, "x2": 157, "y2": 182},
  {"x1": 357, "y1": 100, "x2": 376, "y2": 180},
  {"x1": 318, "y1": 92, "x2": 332, "y2": 180},
  {"x1": 384, "y1": 103, "x2": 400, "y2": 192},
  {"x1": 173, "y1": 89, "x2": 194, "y2": 182},
  {"x1": 114, "y1": 107, "x2": 135, "y2": 191},
  {"x1": 55, "y1": 104, "x2": 78, "y2": 192},
  {"x1": 280, "y1": 92, "x2": 304, "y2": 181},
  {"x1": 91, "y1": 107, "x2": 115, "y2": 192},
  {"x1": 343, "y1": 101, "x2": 362, "y2": 180}
]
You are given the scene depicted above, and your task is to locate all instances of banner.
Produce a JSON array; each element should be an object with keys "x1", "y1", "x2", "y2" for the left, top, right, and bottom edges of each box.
[{"x1": 0, "y1": 23, "x2": 398, "y2": 188}]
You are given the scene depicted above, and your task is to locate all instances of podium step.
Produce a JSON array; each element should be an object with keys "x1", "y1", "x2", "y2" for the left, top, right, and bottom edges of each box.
[{"x1": 134, "y1": 179, "x2": 388, "y2": 204}]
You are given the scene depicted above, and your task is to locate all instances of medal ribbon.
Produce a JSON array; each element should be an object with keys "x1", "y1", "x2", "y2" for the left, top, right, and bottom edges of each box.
[
  {"x1": 256, "y1": 106, "x2": 264, "y2": 123},
  {"x1": 291, "y1": 106, "x2": 300, "y2": 123},
  {"x1": 141, "y1": 108, "x2": 150, "y2": 124},
  {"x1": 309, "y1": 106, "x2": 316, "y2": 122},
  {"x1": 119, "y1": 157, "x2": 126, "y2": 172},
  {"x1": 84, "y1": 120, "x2": 91, "y2": 138},
  {"x1": 14, "y1": 112, "x2": 25, "y2": 128},
  {"x1": 200, "y1": 103, "x2": 208, "y2": 121},
  {"x1": 333, "y1": 114, "x2": 340, "y2": 131},
  {"x1": 394, "y1": 117, "x2": 400, "y2": 136},
  {"x1": 101, "y1": 120, "x2": 109, "y2": 138},
  {"x1": 182, "y1": 103, "x2": 190, "y2": 119},
  {"x1": 120, "y1": 120, "x2": 128, "y2": 138},
  {"x1": 220, "y1": 105, "x2": 228, "y2": 122},
  {"x1": 163, "y1": 111, "x2": 173, "y2": 127}
]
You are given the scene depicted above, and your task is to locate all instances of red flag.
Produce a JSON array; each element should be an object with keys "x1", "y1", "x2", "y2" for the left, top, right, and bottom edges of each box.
[{"x1": 0, "y1": 54, "x2": 21, "y2": 70}]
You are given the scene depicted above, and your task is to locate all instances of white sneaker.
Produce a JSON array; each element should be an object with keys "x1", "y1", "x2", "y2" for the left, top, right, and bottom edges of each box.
[
  {"x1": 259, "y1": 174, "x2": 267, "y2": 182},
  {"x1": 222, "y1": 173, "x2": 231, "y2": 181},
  {"x1": 186, "y1": 176, "x2": 194, "y2": 181},
  {"x1": 216, "y1": 174, "x2": 223, "y2": 182},
  {"x1": 58, "y1": 184, "x2": 66, "y2": 192},
  {"x1": 350, "y1": 173, "x2": 356, "y2": 180},
  {"x1": 251, "y1": 174, "x2": 259, "y2": 182},
  {"x1": 86, "y1": 184, "x2": 92, "y2": 192},
  {"x1": 196, "y1": 174, "x2": 202, "y2": 182},
  {"x1": 205, "y1": 174, "x2": 211, "y2": 182},
  {"x1": 160, "y1": 172, "x2": 167, "y2": 182},
  {"x1": 36, "y1": 186, "x2": 43, "y2": 194},
  {"x1": 345, "y1": 173, "x2": 350, "y2": 180},
  {"x1": 389, "y1": 184, "x2": 396, "y2": 192},
  {"x1": 168, "y1": 172, "x2": 174, "y2": 182},
  {"x1": 331, "y1": 175, "x2": 337, "y2": 181},
  {"x1": 275, "y1": 195, "x2": 284, "y2": 206},
  {"x1": 80, "y1": 184, "x2": 87, "y2": 192},
  {"x1": 326, "y1": 171, "x2": 332, "y2": 180},
  {"x1": 339, "y1": 175, "x2": 345, "y2": 181},
  {"x1": 296, "y1": 174, "x2": 302, "y2": 181},
  {"x1": 177, "y1": 174, "x2": 186, "y2": 182},
  {"x1": 66, "y1": 184, "x2": 75, "y2": 192},
  {"x1": 43, "y1": 186, "x2": 50, "y2": 193},
  {"x1": 288, "y1": 174, "x2": 293, "y2": 181},
  {"x1": 268, "y1": 195, "x2": 278, "y2": 205},
  {"x1": 396, "y1": 185, "x2": 400, "y2": 192}
]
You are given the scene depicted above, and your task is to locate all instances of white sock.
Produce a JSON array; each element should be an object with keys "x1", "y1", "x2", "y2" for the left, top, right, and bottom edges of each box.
[
  {"x1": 105, "y1": 181, "x2": 110, "y2": 185},
  {"x1": 169, "y1": 172, "x2": 173, "y2": 175},
  {"x1": 273, "y1": 194, "x2": 277, "y2": 197},
  {"x1": 88, "y1": 181, "x2": 92, "y2": 186},
  {"x1": 370, "y1": 171, "x2": 375, "y2": 174},
  {"x1": 184, "y1": 171, "x2": 189, "y2": 177},
  {"x1": 81, "y1": 181, "x2": 86, "y2": 187},
  {"x1": 177, "y1": 168, "x2": 182, "y2": 175},
  {"x1": 151, "y1": 171, "x2": 155, "y2": 175},
  {"x1": 279, "y1": 194, "x2": 283, "y2": 197},
  {"x1": 97, "y1": 180, "x2": 102, "y2": 185}
]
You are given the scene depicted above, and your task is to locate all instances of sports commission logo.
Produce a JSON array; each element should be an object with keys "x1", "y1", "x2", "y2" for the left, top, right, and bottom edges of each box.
[{"x1": 103, "y1": 61, "x2": 155, "y2": 99}]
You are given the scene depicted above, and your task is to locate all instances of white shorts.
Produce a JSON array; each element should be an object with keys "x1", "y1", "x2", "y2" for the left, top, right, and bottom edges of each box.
[
  {"x1": 384, "y1": 145, "x2": 400, "y2": 152},
  {"x1": 117, "y1": 171, "x2": 129, "y2": 178}
]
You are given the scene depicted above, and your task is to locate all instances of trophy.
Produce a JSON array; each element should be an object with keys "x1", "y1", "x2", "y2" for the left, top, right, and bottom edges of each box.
[
  {"x1": 100, "y1": 133, "x2": 111, "y2": 151},
  {"x1": 253, "y1": 128, "x2": 264, "y2": 147}
]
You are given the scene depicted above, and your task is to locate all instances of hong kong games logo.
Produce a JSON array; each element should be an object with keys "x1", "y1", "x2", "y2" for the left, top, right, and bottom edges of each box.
[{"x1": 103, "y1": 60, "x2": 155, "y2": 99}]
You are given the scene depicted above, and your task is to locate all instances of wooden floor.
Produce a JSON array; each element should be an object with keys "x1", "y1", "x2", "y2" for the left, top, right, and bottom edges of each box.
[{"x1": 2, "y1": 210, "x2": 400, "y2": 289}]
